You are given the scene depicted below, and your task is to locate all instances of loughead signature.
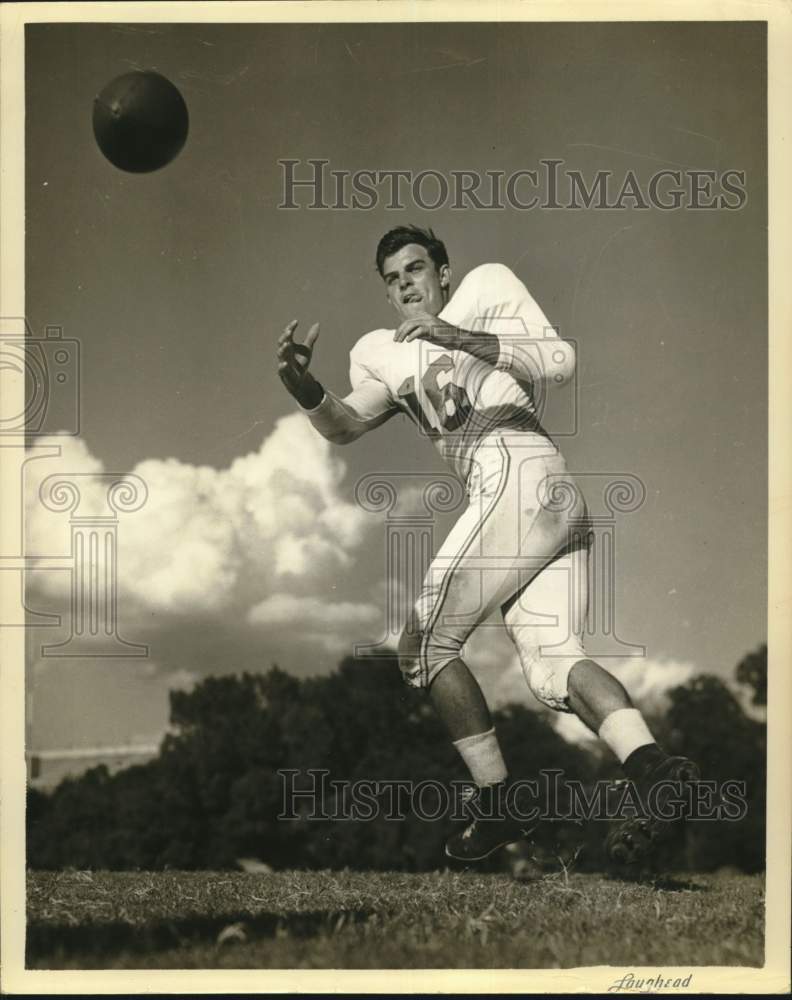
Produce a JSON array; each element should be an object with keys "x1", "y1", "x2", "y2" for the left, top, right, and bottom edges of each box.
[{"x1": 608, "y1": 972, "x2": 693, "y2": 992}]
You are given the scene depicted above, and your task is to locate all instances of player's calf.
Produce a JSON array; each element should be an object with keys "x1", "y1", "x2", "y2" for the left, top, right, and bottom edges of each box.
[{"x1": 398, "y1": 618, "x2": 538, "y2": 861}]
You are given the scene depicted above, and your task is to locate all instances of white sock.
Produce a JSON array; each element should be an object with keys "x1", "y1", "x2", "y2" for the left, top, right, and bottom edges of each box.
[
  {"x1": 598, "y1": 708, "x2": 656, "y2": 763},
  {"x1": 452, "y1": 727, "x2": 507, "y2": 787}
]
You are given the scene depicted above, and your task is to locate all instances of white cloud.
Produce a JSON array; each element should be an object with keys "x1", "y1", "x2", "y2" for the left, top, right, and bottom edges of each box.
[
  {"x1": 248, "y1": 594, "x2": 382, "y2": 654},
  {"x1": 168, "y1": 668, "x2": 198, "y2": 691},
  {"x1": 608, "y1": 657, "x2": 696, "y2": 712},
  {"x1": 248, "y1": 594, "x2": 380, "y2": 629},
  {"x1": 24, "y1": 414, "x2": 371, "y2": 616}
]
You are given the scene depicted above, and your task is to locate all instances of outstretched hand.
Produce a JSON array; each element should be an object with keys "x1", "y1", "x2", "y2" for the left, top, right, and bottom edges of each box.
[{"x1": 277, "y1": 319, "x2": 323, "y2": 406}]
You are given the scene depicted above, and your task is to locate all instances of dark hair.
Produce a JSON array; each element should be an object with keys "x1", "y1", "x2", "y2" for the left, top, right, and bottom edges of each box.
[{"x1": 375, "y1": 225, "x2": 449, "y2": 277}]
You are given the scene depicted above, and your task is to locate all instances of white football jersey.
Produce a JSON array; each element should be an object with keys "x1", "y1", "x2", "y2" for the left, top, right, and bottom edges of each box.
[{"x1": 306, "y1": 262, "x2": 570, "y2": 484}]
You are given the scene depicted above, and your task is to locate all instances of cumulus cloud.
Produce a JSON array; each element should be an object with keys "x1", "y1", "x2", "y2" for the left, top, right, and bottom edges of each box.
[
  {"x1": 248, "y1": 594, "x2": 379, "y2": 629},
  {"x1": 24, "y1": 414, "x2": 370, "y2": 617},
  {"x1": 608, "y1": 657, "x2": 696, "y2": 712},
  {"x1": 25, "y1": 426, "x2": 743, "y2": 754},
  {"x1": 168, "y1": 668, "x2": 199, "y2": 691},
  {"x1": 248, "y1": 594, "x2": 383, "y2": 652}
]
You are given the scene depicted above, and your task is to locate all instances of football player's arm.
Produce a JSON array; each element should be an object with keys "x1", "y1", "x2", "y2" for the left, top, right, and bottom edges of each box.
[
  {"x1": 277, "y1": 320, "x2": 397, "y2": 446},
  {"x1": 299, "y1": 377, "x2": 397, "y2": 445},
  {"x1": 396, "y1": 263, "x2": 576, "y2": 387},
  {"x1": 460, "y1": 325, "x2": 575, "y2": 387}
]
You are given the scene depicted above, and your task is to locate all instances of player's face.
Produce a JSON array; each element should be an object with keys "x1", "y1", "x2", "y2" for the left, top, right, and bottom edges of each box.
[{"x1": 381, "y1": 244, "x2": 450, "y2": 321}]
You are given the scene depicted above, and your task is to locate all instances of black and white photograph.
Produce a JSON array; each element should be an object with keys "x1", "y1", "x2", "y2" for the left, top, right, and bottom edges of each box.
[{"x1": 1, "y1": 1, "x2": 790, "y2": 993}]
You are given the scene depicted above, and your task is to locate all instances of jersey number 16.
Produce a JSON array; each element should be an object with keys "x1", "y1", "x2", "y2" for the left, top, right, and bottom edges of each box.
[{"x1": 397, "y1": 353, "x2": 473, "y2": 434}]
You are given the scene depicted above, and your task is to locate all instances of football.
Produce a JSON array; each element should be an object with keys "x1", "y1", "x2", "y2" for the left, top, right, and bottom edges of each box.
[{"x1": 92, "y1": 70, "x2": 189, "y2": 173}]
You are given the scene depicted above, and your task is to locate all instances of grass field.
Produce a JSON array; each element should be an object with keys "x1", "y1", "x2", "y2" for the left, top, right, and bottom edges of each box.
[{"x1": 27, "y1": 868, "x2": 764, "y2": 969}]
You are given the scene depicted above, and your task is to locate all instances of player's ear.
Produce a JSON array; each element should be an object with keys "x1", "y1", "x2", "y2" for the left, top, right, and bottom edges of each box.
[{"x1": 439, "y1": 264, "x2": 451, "y2": 291}]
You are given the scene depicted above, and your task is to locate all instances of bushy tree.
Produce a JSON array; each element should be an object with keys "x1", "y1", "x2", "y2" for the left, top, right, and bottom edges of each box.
[
  {"x1": 736, "y1": 643, "x2": 767, "y2": 706},
  {"x1": 26, "y1": 648, "x2": 766, "y2": 873},
  {"x1": 661, "y1": 673, "x2": 766, "y2": 872}
]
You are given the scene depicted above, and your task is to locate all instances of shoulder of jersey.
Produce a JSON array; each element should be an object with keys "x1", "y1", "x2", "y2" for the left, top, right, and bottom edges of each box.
[
  {"x1": 460, "y1": 261, "x2": 517, "y2": 288},
  {"x1": 350, "y1": 328, "x2": 395, "y2": 365}
]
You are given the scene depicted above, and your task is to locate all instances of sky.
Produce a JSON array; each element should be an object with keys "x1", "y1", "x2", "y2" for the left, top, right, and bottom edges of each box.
[{"x1": 23, "y1": 20, "x2": 767, "y2": 751}]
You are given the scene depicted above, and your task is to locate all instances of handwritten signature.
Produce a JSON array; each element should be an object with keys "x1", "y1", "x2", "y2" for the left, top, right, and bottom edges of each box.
[{"x1": 608, "y1": 972, "x2": 693, "y2": 992}]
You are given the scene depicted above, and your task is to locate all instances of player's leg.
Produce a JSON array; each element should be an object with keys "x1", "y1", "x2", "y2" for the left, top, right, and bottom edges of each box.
[
  {"x1": 400, "y1": 436, "x2": 584, "y2": 858},
  {"x1": 566, "y1": 659, "x2": 698, "y2": 792},
  {"x1": 566, "y1": 659, "x2": 634, "y2": 731},
  {"x1": 502, "y1": 540, "x2": 658, "y2": 754},
  {"x1": 398, "y1": 606, "x2": 505, "y2": 788},
  {"x1": 397, "y1": 452, "x2": 513, "y2": 798},
  {"x1": 503, "y1": 530, "x2": 700, "y2": 865},
  {"x1": 400, "y1": 605, "x2": 491, "y2": 739},
  {"x1": 428, "y1": 660, "x2": 492, "y2": 741},
  {"x1": 397, "y1": 439, "x2": 534, "y2": 856}
]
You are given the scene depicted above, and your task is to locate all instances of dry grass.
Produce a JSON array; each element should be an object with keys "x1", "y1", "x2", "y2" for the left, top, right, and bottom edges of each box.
[{"x1": 27, "y1": 868, "x2": 764, "y2": 969}]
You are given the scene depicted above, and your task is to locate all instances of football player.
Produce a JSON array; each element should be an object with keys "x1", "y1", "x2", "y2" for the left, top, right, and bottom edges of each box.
[{"x1": 277, "y1": 224, "x2": 699, "y2": 864}]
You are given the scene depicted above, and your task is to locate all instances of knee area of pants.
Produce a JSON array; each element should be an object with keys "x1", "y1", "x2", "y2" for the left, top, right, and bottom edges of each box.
[
  {"x1": 397, "y1": 626, "x2": 423, "y2": 688},
  {"x1": 397, "y1": 625, "x2": 462, "y2": 690},
  {"x1": 397, "y1": 625, "x2": 423, "y2": 660},
  {"x1": 523, "y1": 652, "x2": 580, "y2": 712}
]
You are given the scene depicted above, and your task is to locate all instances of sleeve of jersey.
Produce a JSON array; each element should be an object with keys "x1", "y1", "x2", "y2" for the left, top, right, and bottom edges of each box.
[
  {"x1": 444, "y1": 263, "x2": 576, "y2": 386},
  {"x1": 299, "y1": 343, "x2": 397, "y2": 445}
]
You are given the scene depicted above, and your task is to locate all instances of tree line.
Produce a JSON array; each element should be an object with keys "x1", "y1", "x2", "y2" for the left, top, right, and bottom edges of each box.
[{"x1": 27, "y1": 646, "x2": 766, "y2": 873}]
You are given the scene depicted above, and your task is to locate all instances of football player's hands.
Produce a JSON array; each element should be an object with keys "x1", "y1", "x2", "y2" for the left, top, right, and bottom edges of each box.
[
  {"x1": 393, "y1": 314, "x2": 460, "y2": 348},
  {"x1": 277, "y1": 320, "x2": 323, "y2": 408}
]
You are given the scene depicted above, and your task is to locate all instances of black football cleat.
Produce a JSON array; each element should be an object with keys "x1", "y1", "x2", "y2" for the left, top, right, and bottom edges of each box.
[
  {"x1": 445, "y1": 782, "x2": 539, "y2": 862},
  {"x1": 606, "y1": 755, "x2": 701, "y2": 866}
]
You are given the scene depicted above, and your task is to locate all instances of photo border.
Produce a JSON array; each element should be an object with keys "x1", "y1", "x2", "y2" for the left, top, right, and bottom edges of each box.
[{"x1": 1, "y1": 1, "x2": 789, "y2": 994}]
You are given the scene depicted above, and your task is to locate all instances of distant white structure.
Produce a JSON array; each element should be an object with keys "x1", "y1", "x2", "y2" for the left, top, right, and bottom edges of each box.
[{"x1": 27, "y1": 744, "x2": 160, "y2": 790}]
